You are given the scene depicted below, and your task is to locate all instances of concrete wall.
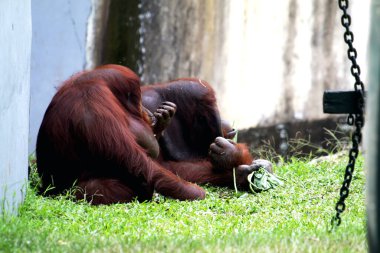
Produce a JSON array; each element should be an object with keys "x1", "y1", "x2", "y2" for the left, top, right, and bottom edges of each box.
[
  {"x1": 28, "y1": 0, "x2": 371, "y2": 152},
  {"x1": 29, "y1": 0, "x2": 91, "y2": 153},
  {"x1": 137, "y1": 0, "x2": 370, "y2": 129},
  {"x1": 0, "y1": 0, "x2": 32, "y2": 215}
]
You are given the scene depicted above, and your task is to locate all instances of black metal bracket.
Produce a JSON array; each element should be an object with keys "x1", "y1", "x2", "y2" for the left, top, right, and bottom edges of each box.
[{"x1": 323, "y1": 90, "x2": 365, "y2": 114}]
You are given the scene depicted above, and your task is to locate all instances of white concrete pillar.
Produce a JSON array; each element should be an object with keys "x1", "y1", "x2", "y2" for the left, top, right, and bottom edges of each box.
[{"x1": 0, "y1": 0, "x2": 32, "y2": 215}]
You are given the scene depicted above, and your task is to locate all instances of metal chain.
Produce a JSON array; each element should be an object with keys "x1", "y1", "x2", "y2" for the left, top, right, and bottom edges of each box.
[{"x1": 332, "y1": 0, "x2": 365, "y2": 227}]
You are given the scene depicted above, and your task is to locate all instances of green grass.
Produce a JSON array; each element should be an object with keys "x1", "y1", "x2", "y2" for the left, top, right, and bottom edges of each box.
[{"x1": 0, "y1": 155, "x2": 366, "y2": 253}]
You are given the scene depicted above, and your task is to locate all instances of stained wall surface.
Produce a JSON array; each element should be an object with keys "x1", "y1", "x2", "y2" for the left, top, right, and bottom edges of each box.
[
  {"x1": 137, "y1": 0, "x2": 370, "y2": 129},
  {"x1": 29, "y1": 0, "x2": 371, "y2": 152}
]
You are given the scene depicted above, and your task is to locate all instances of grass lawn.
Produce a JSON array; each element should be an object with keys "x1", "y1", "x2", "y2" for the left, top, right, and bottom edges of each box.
[{"x1": 0, "y1": 155, "x2": 366, "y2": 253}]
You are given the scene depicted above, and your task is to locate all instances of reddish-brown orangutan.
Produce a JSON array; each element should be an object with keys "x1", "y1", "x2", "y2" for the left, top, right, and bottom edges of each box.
[{"x1": 36, "y1": 64, "x2": 268, "y2": 205}]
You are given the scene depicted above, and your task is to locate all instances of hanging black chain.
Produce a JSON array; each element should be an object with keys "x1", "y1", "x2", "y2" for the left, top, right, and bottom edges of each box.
[{"x1": 332, "y1": 0, "x2": 365, "y2": 227}]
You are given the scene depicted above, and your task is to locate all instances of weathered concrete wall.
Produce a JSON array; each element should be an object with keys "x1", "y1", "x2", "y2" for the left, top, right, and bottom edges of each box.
[
  {"x1": 29, "y1": 0, "x2": 371, "y2": 153},
  {"x1": 29, "y1": 0, "x2": 91, "y2": 153},
  {"x1": 85, "y1": 0, "x2": 110, "y2": 70},
  {"x1": 138, "y1": 0, "x2": 228, "y2": 87},
  {"x1": 0, "y1": 0, "x2": 31, "y2": 215},
  {"x1": 100, "y1": 0, "x2": 142, "y2": 73},
  {"x1": 136, "y1": 0, "x2": 370, "y2": 129}
]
